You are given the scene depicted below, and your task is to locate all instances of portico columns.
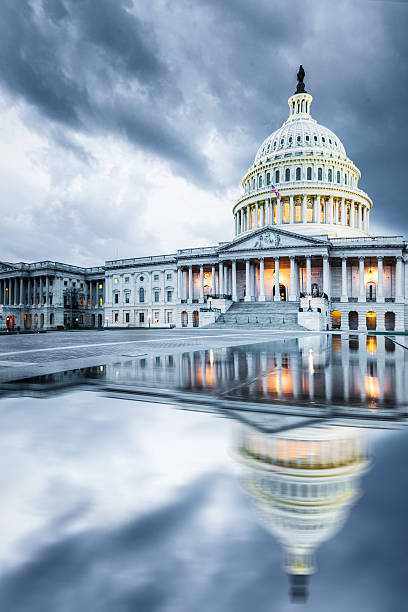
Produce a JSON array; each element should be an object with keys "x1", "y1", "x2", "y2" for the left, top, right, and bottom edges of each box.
[
  {"x1": 274, "y1": 257, "x2": 280, "y2": 301},
  {"x1": 20, "y1": 278, "x2": 24, "y2": 305},
  {"x1": 276, "y1": 199, "x2": 282, "y2": 224},
  {"x1": 199, "y1": 265, "x2": 204, "y2": 302},
  {"x1": 289, "y1": 256, "x2": 297, "y2": 301},
  {"x1": 306, "y1": 256, "x2": 312, "y2": 295},
  {"x1": 329, "y1": 196, "x2": 334, "y2": 224},
  {"x1": 246, "y1": 205, "x2": 250, "y2": 230},
  {"x1": 259, "y1": 258, "x2": 265, "y2": 301},
  {"x1": 269, "y1": 199, "x2": 273, "y2": 225},
  {"x1": 358, "y1": 256, "x2": 365, "y2": 302},
  {"x1": 396, "y1": 256, "x2": 403, "y2": 302},
  {"x1": 27, "y1": 279, "x2": 31, "y2": 306},
  {"x1": 341, "y1": 257, "x2": 348, "y2": 302},
  {"x1": 245, "y1": 259, "x2": 250, "y2": 302},
  {"x1": 261, "y1": 203, "x2": 265, "y2": 227},
  {"x1": 341, "y1": 198, "x2": 346, "y2": 226},
  {"x1": 14, "y1": 278, "x2": 18, "y2": 305},
  {"x1": 177, "y1": 268, "x2": 182, "y2": 301},
  {"x1": 219, "y1": 262, "x2": 224, "y2": 295},
  {"x1": 232, "y1": 260, "x2": 237, "y2": 301},
  {"x1": 33, "y1": 278, "x2": 37, "y2": 306},
  {"x1": 377, "y1": 256, "x2": 384, "y2": 302},
  {"x1": 45, "y1": 276, "x2": 49, "y2": 306},
  {"x1": 255, "y1": 201, "x2": 259, "y2": 228},
  {"x1": 188, "y1": 265, "x2": 193, "y2": 303}
]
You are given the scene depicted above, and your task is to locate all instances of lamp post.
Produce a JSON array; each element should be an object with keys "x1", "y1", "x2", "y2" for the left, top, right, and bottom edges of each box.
[
  {"x1": 307, "y1": 297, "x2": 313, "y2": 312},
  {"x1": 208, "y1": 296, "x2": 213, "y2": 311}
]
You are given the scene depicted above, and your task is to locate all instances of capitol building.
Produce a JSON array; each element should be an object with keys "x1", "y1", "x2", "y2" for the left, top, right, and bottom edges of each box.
[{"x1": 0, "y1": 68, "x2": 407, "y2": 331}]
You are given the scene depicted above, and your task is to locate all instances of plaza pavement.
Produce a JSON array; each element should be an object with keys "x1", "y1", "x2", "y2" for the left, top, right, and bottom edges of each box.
[{"x1": 0, "y1": 328, "x2": 318, "y2": 383}]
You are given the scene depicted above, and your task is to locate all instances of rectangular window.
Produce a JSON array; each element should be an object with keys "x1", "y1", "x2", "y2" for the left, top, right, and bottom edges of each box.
[
  {"x1": 114, "y1": 312, "x2": 119, "y2": 323},
  {"x1": 295, "y1": 204, "x2": 301, "y2": 223},
  {"x1": 80, "y1": 298, "x2": 83, "y2": 306},
  {"x1": 125, "y1": 293, "x2": 130, "y2": 303},
  {"x1": 154, "y1": 311, "x2": 160, "y2": 322},
  {"x1": 166, "y1": 311, "x2": 173, "y2": 323},
  {"x1": 114, "y1": 278, "x2": 119, "y2": 284},
  {"x1": 80, "y1": 283, "x2": 84, "y2": 289},
  {"x1": 87, "y1": 298, "x2": 90, "y2": 307},
  {"x1": 64, "y1": 281, "x2": 68, "y2": 286},
  {"x1": 114, "y1": 293, "x2": 119, "y2": 304},
  {"x1": 154, "y1": 291, "x2": 160, "y2": 302},
  {"x1": 125, "y1": 312, "x2": 130, "y2": 323},
  {"x1": 99, "y1": 297, "x2": 103, "y2": 307},
  {"x1": 125, "y1": 277, "x2": 129, "y2": 283},
  {"x1": 167, "y1": 291, "x2": 172, "y2": 302},
  {"x1": 139, "y1": 312, "x2": 145, "y2": 323},
  {"x1": 73, "y1": 282, "x2": 76, "y2": 287},
  {"x1": 284, "y1": 202, "x2": 290, "y2": 223},
  {"x1": 98, "y1": 283, "x2": 103, "y2": 289},
  {"x1": 154, "y1": 274, "x2": 159, "y2": 281},
  {"x1": 166, "y1": 274, "x2": 172, "y2": 280}
]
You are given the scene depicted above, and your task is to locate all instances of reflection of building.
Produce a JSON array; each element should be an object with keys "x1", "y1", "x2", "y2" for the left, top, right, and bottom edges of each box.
[
  {"x1": 1, "y1": 68, "x2": 407, "y2": 330},
  {"x1": 236, "y1": 420, "x2": 371, "y2": 601}
]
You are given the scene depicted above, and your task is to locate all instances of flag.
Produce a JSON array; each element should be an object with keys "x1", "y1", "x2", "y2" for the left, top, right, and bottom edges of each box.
[{"x1": 269, "y1": 184, "x2": 281, "y2": 200}]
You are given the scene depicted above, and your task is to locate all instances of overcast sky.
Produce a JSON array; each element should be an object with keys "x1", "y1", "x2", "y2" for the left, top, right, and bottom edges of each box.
[{"x1": 0, "y1": 0, "x2": 407, "y2": 267}]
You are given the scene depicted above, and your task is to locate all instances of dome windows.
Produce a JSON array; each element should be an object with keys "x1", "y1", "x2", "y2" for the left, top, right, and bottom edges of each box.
[
  {"x1": 314, "y1": 135, "x2": 318, "y2": 142},
  {"x1": 297, "y1": 135, "x2": 301, "y2": 142},
  {"x1": 345, "y1": 174, "x2": 348, "y2": 185},
  {"x1": 307, "y1": 167, "x2": 312, "y2": 180},
  {"x1": 285, "y1": 168, "x2": 290, "y2": 182},
  {"x1": 273, "y1": 141, "x2": 277, "y2": 148},
  {"x1": 296, "y1": 167, "x2": 301, "y2": 181},
  {"x1": 280, "y1": 138, "x2": 284, "y2": 145},
  {"x1": 266, "y1": 172, "x2": 271, "y2": 185},
  {"x1": 267, "y1": 143, "x2": 271, "y2": 151},
  {"x1": 275, "y1": 170, "x2": 280, "y2": 183},
  {"x1": 306, "y1": 135, "x2": 310, "y2": 142},
  {"x1": 258, "y1": 175, "x2": 263, "y2": 188},
  {"x1": 318, "y1": 168, "x2": 323, "y2": 181},
  {"x1": 337, "y1": 170, "x2": 341, "y2": 183},
  {"x1": 322, "y1": 137, "x2": 326, "y2": 143},
  {"x1": 328, "y1": 169, "x2": 332, "y2": 182},
  {"x1": 289, "y1": 136, "x2": 292, "y2": 143}
]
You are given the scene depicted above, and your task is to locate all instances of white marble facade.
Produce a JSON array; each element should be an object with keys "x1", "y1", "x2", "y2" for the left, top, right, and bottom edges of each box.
[{"x1": 1, "y1": 78, "x2": 407, "y2": 331}]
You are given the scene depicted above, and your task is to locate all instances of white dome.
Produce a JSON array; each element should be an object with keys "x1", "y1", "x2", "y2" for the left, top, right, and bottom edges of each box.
[{"x1": 254, "y1": 116, "x2": 347, "y2": 165}]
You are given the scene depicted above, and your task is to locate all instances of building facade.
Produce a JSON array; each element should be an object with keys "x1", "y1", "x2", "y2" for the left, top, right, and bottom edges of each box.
[{"x1": 1, "y1": 72, "x2": 407, "y2": 332}]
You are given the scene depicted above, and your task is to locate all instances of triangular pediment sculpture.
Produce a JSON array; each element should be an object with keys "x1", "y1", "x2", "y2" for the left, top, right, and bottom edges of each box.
[
  {"x1": 0, "y1": 262, "x2": 17, "y2": 272},
  {"x1": 218, "y1": 226, "x2": 328, "y2": 253}
]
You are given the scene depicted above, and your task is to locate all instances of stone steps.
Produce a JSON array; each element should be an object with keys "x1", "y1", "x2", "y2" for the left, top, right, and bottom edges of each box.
[{"x1": 207, "y1": 301, "x2": 303, "y2": 329}]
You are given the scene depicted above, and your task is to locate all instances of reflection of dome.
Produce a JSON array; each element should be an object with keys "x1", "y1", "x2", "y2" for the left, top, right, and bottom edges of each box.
[{"x1": 236, "y1": 423, "x2": 371, "y2": 601}]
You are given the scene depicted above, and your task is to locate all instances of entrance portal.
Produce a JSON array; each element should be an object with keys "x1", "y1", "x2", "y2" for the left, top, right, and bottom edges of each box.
[
  {"x1": 273, "y1": 284, "x2": 287, "y2": 301},
  {"x1": 6, "y1": 315, "x2": 16, "y2": 331},
  {"x1": 193, "y1": 311, "x2": 199, "y2": 327},
  {"x1": 366, "y1": 311, "x2": 376, "y2": 331},
  {"x1": 331, "y1": 310, "x2": 341, "y2": 330}
]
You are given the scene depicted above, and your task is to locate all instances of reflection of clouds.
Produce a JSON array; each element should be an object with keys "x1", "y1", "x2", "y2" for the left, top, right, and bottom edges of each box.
[{"x1": 235, "y1": 420, "x2": 371, "y2": 601}]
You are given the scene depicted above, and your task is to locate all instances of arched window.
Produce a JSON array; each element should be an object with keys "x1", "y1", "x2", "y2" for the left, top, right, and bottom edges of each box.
[
  {"x1": 266, "y1": 172, "x2": 271, "y2": 185},
  {"x1": 296, "y1": 167, "x2": 301, "y2": 181},
  {"x1": 314, "y1": 135, "x2": 318, "y2": 142},
  {"x1": 366, "y1": 283, "x2": 376, "y2": 302},
  {"x1": 289, "y1": 136, "x2": 292, "y2": 144},
  {"x1": 285, "y1": 168, "x2": 290, "y2": 182},
  {"x1": 337, "y1": 170, "x2": 340, "y2": 183},
  {"x1": 328, "y1": 169, "x2": 332, "y2": 182},
  {"x1": 318, "y1": 168, "x2": 323, "y2": 181},
  {"x1": 297, "y1": 135, "x2": 301, "y2": 143},
  {"x1": 252, "y1": 178, "x2": 256, "y2": 189},
  {"x1": 307, "y1": 167, "x2": 312, "y2": 180},
  {"x1": 139, "y1": 287, "x2": 145, "y2": 303},
  {"x1": 258, "y1": 175, "x2": 262, "y2": 188},
  {"x1": 344, "y1": 174, "x2": 348, "y2": 185},
  {"x1": 306, "y1": 135, "x2": 310, "y2": 142},
  {"x1": 275, "y1": 170, "x2": 280, "y2": 183}
]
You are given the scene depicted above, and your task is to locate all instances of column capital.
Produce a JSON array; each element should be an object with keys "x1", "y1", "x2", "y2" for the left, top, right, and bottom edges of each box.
[
  {"x1": 396, "y1": 255, "x2": 403, "y2": 262},
  {"x1": 359, "y1": 255, "x2": 365, "y2": 262},
  {"x1": 377, "y1": 255, "x2": 384, "y2": 261},
  {"x1": 274, "y1": 255, "x2": 280, "y2": 261},
  {"x1": 289, "y1": 255, "x2": 295, "y2": 261},
  {"x1": 305, "y1": 254, "x2": 311, "y2": 260},
  {"x1": 341, "y1": 255, "x2": 348, "y2": 261}
]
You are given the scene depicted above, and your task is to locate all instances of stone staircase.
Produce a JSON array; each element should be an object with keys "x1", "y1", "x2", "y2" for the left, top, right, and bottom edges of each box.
[{"x1": 208, "y1": 301, "x2": 304, "y2": 329}]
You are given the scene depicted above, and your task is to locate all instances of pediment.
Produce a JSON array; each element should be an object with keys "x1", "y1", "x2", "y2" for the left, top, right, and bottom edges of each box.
[{"x1": 219, "y1": 226, "x2": 328, "y2": 253}]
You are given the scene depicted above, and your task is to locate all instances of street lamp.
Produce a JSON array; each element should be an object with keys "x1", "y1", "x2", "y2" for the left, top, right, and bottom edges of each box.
[
  {"x1": 307, "y1": 297, "x2": 313, "y2": 312},
  {"x1": 208, "y1": 296, "x2": 213, "y2": 311}
]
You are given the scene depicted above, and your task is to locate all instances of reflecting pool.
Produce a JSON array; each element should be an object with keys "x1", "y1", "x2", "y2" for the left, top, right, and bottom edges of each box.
[{"x1": 0, "y1": 333, "x2": 407, "y2": 610}]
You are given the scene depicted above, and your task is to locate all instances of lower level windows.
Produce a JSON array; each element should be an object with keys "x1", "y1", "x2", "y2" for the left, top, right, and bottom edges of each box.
[
  {"x1": 139, "y1": 312, "x2": 145, "y2": 323},
  {"x1": 114, "y1": 312, "x2": 119, "y2": 323},
  {"x1": 125, "y1": 312, "x2": 130, "y2": 323}
]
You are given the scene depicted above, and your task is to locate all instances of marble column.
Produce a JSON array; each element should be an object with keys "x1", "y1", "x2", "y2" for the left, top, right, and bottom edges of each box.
[
  {"x1": 289, "y1": 256, "x2": 297, "y2": 301},
  {"x1": 20, "y1": 277, "x2": 24, "y2": 305},
  {"x1": 45, "y1": 276, "x2": 49, "y2": 306},
  {"x1": 211, "y1": 264, "x2": 216, "y2": 295},
  {"x1": 377, "y1": 256, "x2": 384, "y2": 302},
  {"x1": 269, "y1": 199, "x2": 273, "y2": 225},
  {"x1": 306, "y1": 256, "x2": 312, "y2": 295},
  {"x1": 341, "y1": 198, "x2": 346, "y2": 226},
  {"x1": 274, "y1": 258, "x2": 280, "y2": 301},
  {"x1": 358, "y1": 256, "x2": 366, "y2": 302},
  {"x1": 219, "y1": 262, "x2": 224, "y2": 295},
  {"x1": 289, "y1": 195, "x2": 294, "y2": 224},
  {"x1": 315, "y1": 195, "x2": 321, "y2": 224},
  {"x1": 302, "y1": 194, "x2": 307, "y2": 223},
  {"x1": 246, "y1": 204, "x2": 250, "y2": 230},
  {"x1": 232, "y1": 260, "x2": 237, "y2": 301},
  {"x1": 276, "y1": 199, "x2": 282, "y2": 224},
  {"x1": 177, "y1": 268, "x2": 182, "y2": 301},
  {"x1": 245, "y1": 259, "x2": 250, "y2": 302},
  {"x1": 396, "y1": 256, "x2": 403, "y2": 301},
  {"x1": 259, "y1": 258, "x2": 265, "y2": 301},
  {"x1": 341, "y1": 257, "x2": 348, "y2": 302},
  {"x1": 33, "y1": 278, "x2": 37, "y2": 306},
  {"x1": 223, "y1": 263, "x2": 228, "y2": 295},
  {"x1": 261, "y1": 202, "x2": 265, "y2": 227},
  {"x1": 328, "y1": 196, "x2": 334, "y2": 224},
  {"x1": 199, "y1": 265, "x2": 204, "y2": 302},
  {"x1": 27, "y1": 279, "x2": 31, "y2": 306},
  {"x1": 255, "y1": 201, "x2": 259, "y2": 228},
  {"x1": 188, "y1": 265, "x2": 193, "y2": 303},
  {"x1": 323, "y1": 256, "x2": 330, "y2": 297},
  {"x1": 13, "y1": 278, "x2": 17, "y2": 305}
]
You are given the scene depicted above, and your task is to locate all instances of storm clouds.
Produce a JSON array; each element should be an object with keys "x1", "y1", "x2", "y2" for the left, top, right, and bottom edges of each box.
[{"x1": 0, "y1": 0, "x2": 406, "y2": 265}]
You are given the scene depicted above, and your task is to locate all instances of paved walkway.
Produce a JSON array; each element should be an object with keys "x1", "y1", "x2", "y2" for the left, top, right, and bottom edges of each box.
[{"x1": 0, "y1": 328, "x2": 317, "y2": 383}]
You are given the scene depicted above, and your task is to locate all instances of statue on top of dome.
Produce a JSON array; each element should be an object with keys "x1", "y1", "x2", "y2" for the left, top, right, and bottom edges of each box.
[{"x1": 296, "y1": 65, "x2": 306, "y2": 94}]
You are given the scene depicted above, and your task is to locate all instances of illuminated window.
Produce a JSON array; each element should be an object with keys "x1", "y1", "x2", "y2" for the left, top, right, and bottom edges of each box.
[
  {"x1": 79, "y1": 298, "x2": 83, "y2": 306},
  {"x1": 295, "y1": 202, "x2": 302, "y2": 222},
  {"x1": 114, "y1": 312, "x2": 119, "y2": 323},
  {"x1": 98, "y1": 283, "x2": 103, "y2": 289},
  {"x1": 99, "y1": 297, "x2": 103, "y2": 307},
  {"x1": 87, "y1": 298, "x2": 90, "y2": 307},
  {"x1": 114, "y1": 278, "x2": 118, "y2": 284},
  {"x1": 307, "y1": 201, "x2": 314, "y2": 222},
  {"x1": 284, "y1": 202, "x2": 290, "y2": 222}
]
